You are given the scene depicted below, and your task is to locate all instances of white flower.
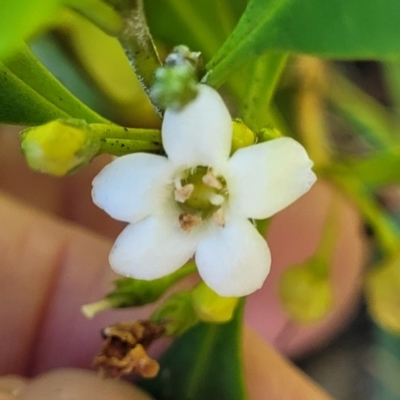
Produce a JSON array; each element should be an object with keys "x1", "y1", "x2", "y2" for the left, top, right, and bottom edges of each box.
[{"x1": 92, "y1": 85, "x2": 316, "y2": 297}]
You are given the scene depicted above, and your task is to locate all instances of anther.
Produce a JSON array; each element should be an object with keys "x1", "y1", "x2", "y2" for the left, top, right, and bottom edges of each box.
[
  {"x1": 202, "y1": 170, "x2": 223, "y2": 189},
  {"x1": 179, "y1": 213, "x2": 202, "y2": 231},
  {"x1": 175, "y1": 184, "x2": 194, "y2": 203},
  {"x1": 213, "y1": 208, "x2": 225, "y2": 227}
]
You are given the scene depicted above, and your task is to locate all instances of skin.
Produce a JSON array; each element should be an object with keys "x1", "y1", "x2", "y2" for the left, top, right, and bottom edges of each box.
[{"x1": 0, "y1": 126, "x2": 365, "y2": 399}]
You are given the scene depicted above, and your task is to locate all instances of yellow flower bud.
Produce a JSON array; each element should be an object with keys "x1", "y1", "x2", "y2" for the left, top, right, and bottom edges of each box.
[
  {"x1": 231, "y1": 119, "x2": 256, "y2": 153},
  {"x1": 192, "y1": 283, "x2": 239, "y2": 323},
  {"x1": 366, "y1": 257, "x2": 400, "y2": 334},
  {"x1": 21, "y1": 119, "x2": 99, "y2": 176},
  {"x1": 279, "y1": 264, "x2": 333, "y2": 323}
]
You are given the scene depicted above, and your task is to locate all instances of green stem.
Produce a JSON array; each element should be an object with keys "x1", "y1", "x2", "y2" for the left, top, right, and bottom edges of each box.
[
  {"x1": 98, "y1": 138, "x2": 161, "y2": 155},
  {"x1": 89, "y1": 123, "x2": 162, "y2": 155},
  {"x1": 328, "y1": 171, "x2": 399, "y2": 255},
  {"x1": 117, "y1": 0, "x2": 162, "y2": 115},
  {"x1": 311, "y1": 196, "x2": 340, "y2": 277},
  {"x1": 91, "y1": 123, "x2": 160, "y2": 140},
  {"x1": 295, "y1": 58, "x2": 331, "y2": 167},
  {"x1": 66, "y1": 0, "x2": 125, "y2": 36}
]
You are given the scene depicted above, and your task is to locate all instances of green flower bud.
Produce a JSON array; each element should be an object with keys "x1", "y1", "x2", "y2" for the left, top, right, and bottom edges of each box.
[
  {"x1": 20, "y1": 119, "x2": 100, "y2": 176},
  {"x1": 366, "y1": 256, "x2": 400, "y2": 334},
  {"x1": 81, "y1": 263, "x2": 196, "y2": 318},
  {"x1": 151, "y1": 292, "x2": 198, "y2": 336},
  {"x1": 257, "y1": 125, "x2": 282, "y2": 143},
  {"x1": 231, "y1": 119, "x2": 257, "y2": 153},
  {"x1": 191, "y1": 283, "x2": 239, "y2": 323},
  {"x1": 279, "y1": 264, "x2": 333, "y2": 323},
  {"x1": 150, "y1": 64, "x2": 198, "y2": 111}
]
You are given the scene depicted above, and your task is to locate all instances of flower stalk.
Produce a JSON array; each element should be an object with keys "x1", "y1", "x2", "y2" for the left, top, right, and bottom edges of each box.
[{"x1": 117, "y1": 0, "x2": 162, "y2": 115}]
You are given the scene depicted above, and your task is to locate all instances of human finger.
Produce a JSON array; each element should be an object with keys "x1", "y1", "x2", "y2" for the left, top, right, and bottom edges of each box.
[
  {"x1": 243, "y1": 328, "x2": 333, "y2": 400},
  {"x1": 16, "y1": 369, "x2": 152, "y2": 400},
  {"x1": 246, "y1": 181, "x2": 366, "y2": 357},
  {"x1": 0, "y1": 125, "x2": 123, "y2": 238}
]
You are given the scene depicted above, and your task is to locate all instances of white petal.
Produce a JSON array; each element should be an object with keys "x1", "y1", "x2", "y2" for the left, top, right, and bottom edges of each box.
[
  {"x1": 162, "y1": 85, "x2": 232, "y2": 169},
  {"x1": 92, "y1": 153, "x2": 174, "y2": 223},
  {"x1": 110, "y1": 216, "x2": 198, "y2": 279},
  {"x1": 227, "y1": 137, "x2": 316, "y2": 219},
  {"x1": 195, "y1": 218, "x2": 271, "y2": 297}
]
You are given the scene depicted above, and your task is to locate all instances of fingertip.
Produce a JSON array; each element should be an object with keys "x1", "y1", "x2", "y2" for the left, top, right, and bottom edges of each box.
[
  {"x1": 18, "y1": 369, "x2": 153, "y2": 400},
  {"x1": 0, "y1": 376, "x2": 28, "y2": 396}
]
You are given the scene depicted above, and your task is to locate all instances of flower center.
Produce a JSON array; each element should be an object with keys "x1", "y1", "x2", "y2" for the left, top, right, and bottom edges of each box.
[{"x1": 174, "y1": 166, "x2": 228, "y2": 231}]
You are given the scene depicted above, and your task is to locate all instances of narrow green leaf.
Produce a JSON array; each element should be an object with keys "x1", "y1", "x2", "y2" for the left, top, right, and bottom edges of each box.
[
  {"x1": 145, "y1": 0, "x2": 246, "y2": 60},
  {"x1": 4, "y1": 42, "x2": 107, "y2": 124},
  {"x1": 344, "y1": 148, "x2": 400, "y2": 186},
  {"x1": 327, "y1": 171, "x2": 399, "y2": 254},
  {"x1": 0, "y1": 63, "x2": 70, "y2": 125},
  {"x1": 327, "y1": 69, "x2": 400, "y2": 150},
  {"x1": 207, "y1": 0, "x2": 400, "y2": 86},
  {"x1": 139, "y1": 300, "x2": 247, "y2": 400},
  {"x1": 0, "y1": 0, "x2": 62, "y2": 60}
]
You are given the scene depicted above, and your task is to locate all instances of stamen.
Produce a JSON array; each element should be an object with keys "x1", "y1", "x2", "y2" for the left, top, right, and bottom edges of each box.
[
  {"x1": 174, "y1": 176, "x2": 182, "y2": 190},
  {"x1": 208, "y1": 193, "x2": 224, "y2": 206},
  {"x1": 174, "y1": 184, "x2": 194, "y2": 203},
  {"x1": 179, "y1": 212, "x2": 202, "y2": 231},
  {"x1": 202, "y1": 170, "x2": 223, "y2": 190},
  {"x1": 213, "y1": 208, "x2": 225, "y2": 227}
]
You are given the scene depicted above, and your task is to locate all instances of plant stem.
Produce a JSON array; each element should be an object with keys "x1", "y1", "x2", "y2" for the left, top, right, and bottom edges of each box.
[
  {"x1": 295, "y1": 57, "x2": 331, "y2": 167},
  {"x1": 117, "y1": 0, "x2": 162, "y2": 115},
  {"x1": 89, "y1": 123, "x2": 162, "y2": 155},
  {"x1": 329, "y1": 172, "x2": 399, "y2": 256},
  {"x1": 311, "y1": 196, "x2": 340, "y2": 278}
]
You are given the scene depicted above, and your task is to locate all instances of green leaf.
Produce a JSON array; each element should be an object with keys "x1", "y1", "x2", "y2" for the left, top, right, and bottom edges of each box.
[
  {"x1": 344, "y1": 148, "x2": 400, "y2": 186},
  {"x1": 145, "y1": 0, "x2": 246, "y2": 60},
  {"x1": 3, "y1": 42, "x2": 107, "y2": 124},
  {"x1": 0, "y1": 0, "x2": 62, "y2": 60},
  {"x1": 206, "y1": 0, "x2": 400, "y2": 86},
  {"x1": 327, "y1": 69, "x2": 400, "y2": 151},
  {"x1": 0, "y1": 62, "x2": 70, "y2": 125},
  {"x1": 139, "y1": 300, "x2": 247, "y2": 400},
  {"x1": 239, "y1": 52, "x2": 288, "y2": 131}
]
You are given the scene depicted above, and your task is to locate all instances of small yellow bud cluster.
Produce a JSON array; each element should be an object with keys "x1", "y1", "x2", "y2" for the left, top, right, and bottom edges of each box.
[{"x1": 20, "y1": 119, "x2": 99, "y2": 176}]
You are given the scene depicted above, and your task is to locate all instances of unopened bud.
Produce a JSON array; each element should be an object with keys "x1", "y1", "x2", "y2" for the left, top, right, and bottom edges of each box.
[
  {"x1": 150, "y1": 292, "x2": 198, "y2": 336},
  {"x1": 258, "y1": 126, "x2": 282, "y2": 142},
  {"x1": 366, "y1": 257, "x2": 400, "y2": 334},
  {"x1": 150, "y1": 64, "x2": 198, "y2": 111},
  {"x1": 20, "y1": 119, "x2": 99, "y2": 176},
  {"x1": 165, "y1": 45, "x2": 202, "y2": 71},
  {"x1": 192, "y1": 283, "x2": 239, "y2": 323},
  {"x1": 279, "y1": 264, "x2": 332, "y2": 323},
  {"x1": 231, "y1": 119, "x2": 256, "y2": 153}
]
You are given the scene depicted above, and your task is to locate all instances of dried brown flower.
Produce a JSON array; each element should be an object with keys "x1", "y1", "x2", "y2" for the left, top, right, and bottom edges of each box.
[{"x1": 93, "y1": 320, "x2": 165, "y2": 378}]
